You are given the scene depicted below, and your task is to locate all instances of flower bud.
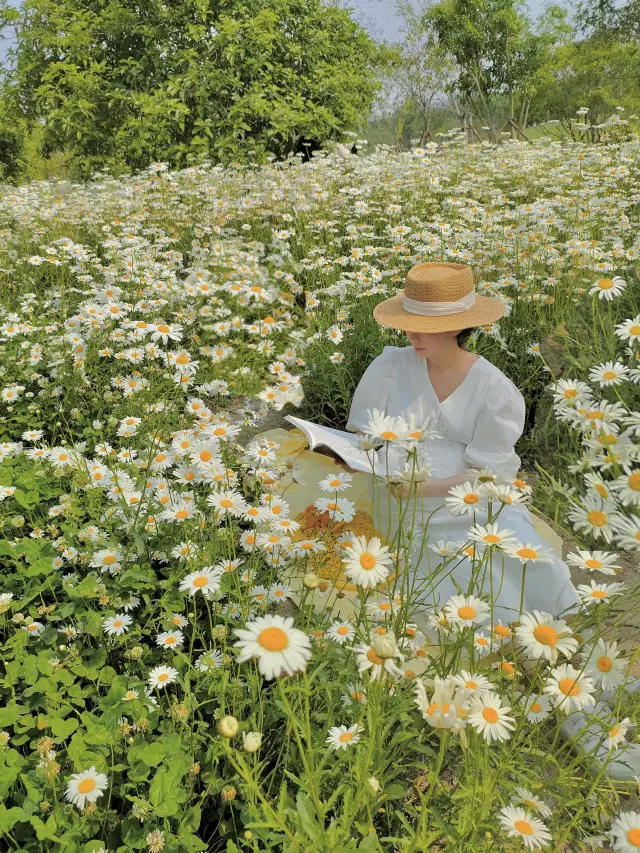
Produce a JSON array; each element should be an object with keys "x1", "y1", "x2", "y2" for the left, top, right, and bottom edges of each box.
[
  {"x1": 371, "y1": 632, "x2": 397, "y2": 659},
  {"x1": 218, "y1": 715, "x2": 239, "y2": 738},
  {"x1": 368, "y1": 776, "x2": 380, "y2": 793},
  {"x1": 303, "y1": 572, "x2": 319, "y2": 589},
  {"x1": 242, "y1": 731, "x2": 262, "y2": 753}
]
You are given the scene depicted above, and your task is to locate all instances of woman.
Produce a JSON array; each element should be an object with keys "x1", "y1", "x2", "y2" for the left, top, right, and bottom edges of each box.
[
  {"x1": 344, "y1": 261, "x2": 640, "y2": 780},
  {"x1": 345, "y1": 261, "x2": 580, "y2": 626}
]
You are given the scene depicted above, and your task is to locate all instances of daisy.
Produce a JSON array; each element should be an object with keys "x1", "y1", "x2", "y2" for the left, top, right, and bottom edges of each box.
[
  {"x1": 207, "y1": 490, "x2": 248, "y2": 517},
  {"x1": 614, "y1": 515, "x2": 640, "y2": 550},
  {"x1": 474, "y1": 632, "x2": 494, "y2": 657},
  {"x1": 607, "y1": 718, "x2": 635, "y2": 750},
  {"x1": 610, "y1": 470, "x2": 640, "y2": 506},
  {"x1": 196, "y1": 649, "x2": 224, "y2": 671},
  {"x1": 103, "y1": 614, "x2": 132, "y2": 636},
  {"x1": 589, "y1": 361, "x2": 630, "y2": 387},
  {"x1": 268, "y1": 582, "x2": 292, "y2": 603},
  {"x1": 576, "y1": 580, "x2": 625, "y2": 606},
  {"x1": 566, "y1": 550, "x2": 620, "y2": 575},
  {"x1": 467, "y1": 692, "x2": 516, "y2": 743},
  {"x1": 515, "y1": 610, "x2": 578, "y2": 664},
  {"x1": 353, "y1": 641, "x2": 405, "y2": 682},
  {"x1": 326, "y1": 723, "x2": 363, "y2": 751},
  {"x1": 609, "y1": 811, "x2": 640, "y2": 853},
  {"x1": 23, "y1": 621, "x2": 44, "y2": 637},
  {"x1": 179, "y1": 566, "x2": 224, "y2": 598},
  {"x1": 65, "y1": 766, "x2": 109, "y2": 810},
  {"x1": 497, "y1": 804, "x2": 552, "y2": 851},
  {"x1": 341, "y1": 682, "x2": 367, "y2": 706},
  {"x1": 428, "y1": 540, "x2": 464, "y2": 557},
  {"x1": 414, "y1": 676, "x2": 471, "y2": 730},
  {"x1": 314, "y1": 496, "x2": 356, "y2": 523},
  {"x1": 590, "y1": 276, "x2": 626, "y2": 300},
  {"x1": 524, "y1": 694, "x2": 552, "y2": 722},
  {"x1": 615, "y1": 316, "x2": 640, "y2": 344},
  {"x1": 581, "y1": 638, "x2": 628, "y2": 690},
  {"x1": 326, "y1": 620, "x2": 357, "y2": 644},
  {"x1": 443, "y1": 594, "x2": 490, "y2": 627},
  {"x1": 544, "y1": 663, "x2": 596, "y2": 714},
  {"x1": 91, "y1": 547, "x2": 122, "y2": 573},
  {"x1": 445, "y1": 482, "x2": 486, "y2": 515},
  {"x1": 341, "y1": 535, "x2": 393, "y2": 588},
  {"x1": 148, "y1": 665, "x2": 179, "y2": 689},
  {"x1": 452, "y1": 670, "x2": 492, "y2": 693},
  {"x1": 550, "y1": 378, "x2": 592, "y2": 406},
  {"x1": 365, "y1": 408, "x2": 410, "y2": 443},
  {"x1": 513, "y1": 787, "x2": 553, "y2": 819},
  {"x1": 156, "y1": 630, "x2": 184, "y2": 649},
  {"x1": 568, "y1": 497, "x2": 619, "y2": 543},
  {"x1": 318, "y1": 472, "x2": 353, "y2": 493},
  {"x1": 366, "y1": 599, "x2": 397, "y2": 620},
  {"x1": 150, "y1": 322, "x2": 183, "y2": 343},
  {"x1": 233, "y1": 614, "x2": 312, "y2": 680},
  {"x1": 467, "y1": 522, "x2": 517, "y2": 549},
  {"x1": 502, "y1": 542, "x2": 554, "y2": 564}
]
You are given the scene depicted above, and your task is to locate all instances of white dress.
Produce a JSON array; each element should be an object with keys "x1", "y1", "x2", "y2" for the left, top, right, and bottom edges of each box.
[{"x1": 345, "y1": 345, "x2": 580, "y2": 632}]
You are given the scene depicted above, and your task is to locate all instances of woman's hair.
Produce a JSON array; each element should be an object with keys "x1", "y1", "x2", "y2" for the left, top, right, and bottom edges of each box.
[{"x1": 456, "y1": 328, "x2": 473, "y2": 349}]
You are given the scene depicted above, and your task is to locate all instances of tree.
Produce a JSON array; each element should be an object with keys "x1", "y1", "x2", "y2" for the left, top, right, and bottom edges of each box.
[
  {"x1": 392, "y1": 0, "x2": 457, "y2": 144},
  {"x1": 0, "y1": 0, "x2": 396, "y2": 177},
  {"x1": 424, "y1": 0, "x2": 556, "y2": 140}
]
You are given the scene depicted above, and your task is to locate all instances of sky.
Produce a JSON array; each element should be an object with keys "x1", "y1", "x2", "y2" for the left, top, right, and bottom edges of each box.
[{"x1": 0, "y1": 0, "x2": 553, "y2": 67}]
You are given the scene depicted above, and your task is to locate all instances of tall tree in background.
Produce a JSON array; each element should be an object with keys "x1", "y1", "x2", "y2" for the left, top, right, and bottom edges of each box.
[
  {"x1": 424, "y1": 0, "x2": 557, "y2": 140},
  {"x1": 0, "y1": 0, "x2": 395, "y2": 177}
]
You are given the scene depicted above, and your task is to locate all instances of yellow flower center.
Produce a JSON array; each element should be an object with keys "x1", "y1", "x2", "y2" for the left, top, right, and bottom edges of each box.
[
  {"x1": 337, "y1": 626, "x2": 350, "y2": 635},
  {"x1": 220, "y1": 499, "x2": 233, "y2": 508},
  {"x1": 165, "y1": 636, "x2": 176, "y2": 644},
  {"x1": 597, "y1": 279, "x2": 614, "y2": 289},
  {"x1": 113, "y1": 620, "x2": 123, "y2": 628},
  {"x1": 627, "y1": 829, "x2": 640, "y2": 847},
  {"x1": 484, "y1": 534, "x2": 500, "y2": 543},
  {"x1": 463, "y1": 493, "x2": 479, "y2": 504},
  {"x1": 103, "y1": 555, "x2": 117, "y2": 565},
  {"x1": 602, "y1": 371, "x2": 617, "y2": 380},
  {"x1": 339, "y1": 732, "x2": 354, "y2": 742},
  {"x1": 78, "y1": 779, "x2": 96, "y2": 794},
  {"x1": 610, "y1": 725, "x2": 620, "y2": 738},
  {"x1": 360, "y1": 553, "x2": 376, "y2": 570},
  {"x1": 465, "y1": 680, "x2": 477, "y2": 689},
  {"x1": 587, "y1": 510, "x2": 607, "y2": 527},
  {"x1": 597, "y1": 656, "x2": 612, "y2": 672},
  {"x1": 630, "y1": 325, "x2": 640, "y2": 336},
  {"x1": 591, "y1": 590, "x2": 607, "y2": 599},
  {"x1": 494, "y1": 625, "x2": 511, "y2": 638},
  {"x1": 381, "y1": 431, "x2": 397, "y2": 440},
  {"x1": 559, "y1": 678, "x2": 580, "y2": 696},
  {"x1": 517, "y1": 548, "x2": 538, "y2": 560},
  {"x1": 533, "y1": 625, "x2": 558, "y2": 646},
  {"x1": 157, "y1": 673, "x2": 168, "y2": 682},
  {"x1": 585, "y1": 559, "x2": 602, "y2": 569},
  {"x1": 563, "y1": 388, "x2": 578, "y2": 399},
  {"x1": 367, "y1": 649, "x2": 383, "y2": 665},
  {"x1": 514, "y1": 820, "x2": 534, "y2": 836},
  {"x1": 157, "y1": 324, "x2": 171, "y2": 333},
  {"x1": 629, "y1": 473, "x2": 640, "y2": 490},
  {"x1": 530, "y1": 702, "x2": 542, "y2": 713},
  {"x1": 200, "y1": 450, "x2": 212, "y2": 463},
  {"x1": 258, "y1": 627, "x2": 288, "y2": 651},
  {"x1": 175, "y1": 509, "x2": 189, "y2": 519},
  {"x1": 176, "y1": 353, "x2": 189, "y2": 365},
  {"x1": 457, "y1": 606, "x2": 476, "y2": 620},
  {"x1": 482, "y1": 707, "x2": 499, "y2": 723}
]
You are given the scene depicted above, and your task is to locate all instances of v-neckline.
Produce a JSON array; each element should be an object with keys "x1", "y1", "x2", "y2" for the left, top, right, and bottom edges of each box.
[{"x1": 423, "y1": 354, "x2": 483, "y2": 406}]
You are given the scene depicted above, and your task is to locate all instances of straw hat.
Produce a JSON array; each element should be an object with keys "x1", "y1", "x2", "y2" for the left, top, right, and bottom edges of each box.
[{"x1": 373, "y1": 262, "x2": 505, "y2": 333}]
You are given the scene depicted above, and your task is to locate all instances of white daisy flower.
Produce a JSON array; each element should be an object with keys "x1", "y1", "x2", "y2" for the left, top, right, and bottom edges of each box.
[
  {"x1": 589, "y1": 276, "x2": 626, "y2": 300},
  {"x1": 467, "y1": 692, "x2": 516, "y2": 743},
  {"x1": 341, "y1": 534, "x2": 393, "y2": 588},
  {"x1": 566, "y1": 550, "x2": 620, "y2": 575},
  {"x1": 524, "y1": 694, "x2": 552, "y2": 722},
  {"x1": 467, "y1": 522, "x2": 517, "y2": 549},
  {"x1": 576, "y1": 580, "x2": 626, "y2": 606},
  {"x1": 445, "y1": 482, "x2": 486, "y2": 515},
  {"x1": 65, "y1": 766, "x2": 109, "y2": 810},
  {"x1": 581, "y1": 638, "x2": 628, "y2": 689},
  {"x1": 443, "y1": 594, "x2": 490, "y2": 627},
  {"x1": 103, "y1": 614, "x2": 132, "y2": 636},
  {"x1": 609, "y1": 810, "x2": 640, "y2": 853},
  {"x1": 544, "y1": 663, "x2": 596, "y2": 714},
  {"x1": 156, "y1": 630, "x2": 184, "y2": 649},
  {"x1": 326, "y1": 621, "x2": 356, "y2": 644},
  {"x1": 513, "y1": 787, "x2": 553, "y2": 819},
  {"x1": 515, "y1": 610, "x2": 578, "y2": 664},
  {"x1": 147, "y1": 665, "x2": 179, "y2": 689},
  {"x1": 179, "y1": 566, "x2": 224, "y2": 598},
  {"x1": 326, "y1": 723, "x2": 363, "y2": 751},
  {"x1": 233, "y1": 614, "x2": 312, "y2": 680},
  {"x1": 497, "y1": 804, "x2": 552, "y2": 850},
  {"x1": 318, "y1": 472, "x2": 353, "y2": 493},
  {"x1": 414, "y1": 676, "x2": 471, "y2": 731}
]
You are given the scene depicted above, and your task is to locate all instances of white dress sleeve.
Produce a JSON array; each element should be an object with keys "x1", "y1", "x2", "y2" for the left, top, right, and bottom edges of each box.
[
  {"x1": 463, "y1": 382, "x2": 526, "y2": 480},
  {"x1": 345, "y1": 346, "x2": 397, "y2": 433}
]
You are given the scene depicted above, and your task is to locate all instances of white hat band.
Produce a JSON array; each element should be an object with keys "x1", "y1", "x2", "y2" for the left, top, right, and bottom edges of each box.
[{"x1": 402, "y1": 291, "x2": 476, "y2": 316}]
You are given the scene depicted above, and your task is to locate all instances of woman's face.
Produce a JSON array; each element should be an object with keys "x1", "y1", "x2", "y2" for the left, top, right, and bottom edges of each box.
[{"x1": 405, "y1": 329, "x2": 459, "y2": 359}]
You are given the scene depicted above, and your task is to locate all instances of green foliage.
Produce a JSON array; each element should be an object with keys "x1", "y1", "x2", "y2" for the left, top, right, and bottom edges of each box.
[{"x1": 0, "y1": 0, "x2": 395, "y2": 177}]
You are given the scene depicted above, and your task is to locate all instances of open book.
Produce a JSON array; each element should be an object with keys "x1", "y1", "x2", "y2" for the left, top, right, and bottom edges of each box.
[{"x1": 284, "y1": 415, "x2": 401, "y2": 479}]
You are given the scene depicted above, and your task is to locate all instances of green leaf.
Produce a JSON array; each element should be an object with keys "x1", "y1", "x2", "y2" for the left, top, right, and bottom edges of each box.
[
  {"x1": 51, "y1": 716, "x2": 79, "y2": 739},
  {"x1": 0, "y1": 805, "x2": 29, "y2": 832},
  {"x1": 129, "y1": 741, "x2": 166, "y2": 767},
  {"x1": 384, "y1": 783, "x2": 406, "y2": 800}
]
